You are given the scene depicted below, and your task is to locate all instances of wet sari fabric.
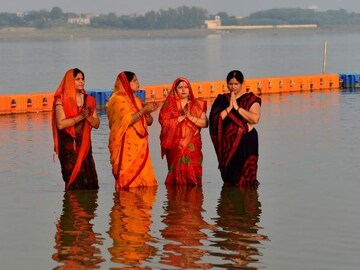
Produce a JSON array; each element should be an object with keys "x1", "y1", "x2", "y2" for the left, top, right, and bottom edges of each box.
[
  {"x1": 52, "y1": 69, "x2": 98, "y2": 190},
  {"x1": 159, "y1": 77, "x2": 207, "y2": 185},
  {"x1": 210, "y1": 92, "x2": 261, "y2": 186},
  {"x1": 107, "y1": 72, "x2": 157, "y2": 190}
]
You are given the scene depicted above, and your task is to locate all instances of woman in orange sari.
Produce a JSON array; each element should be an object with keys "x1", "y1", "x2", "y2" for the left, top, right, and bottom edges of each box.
[
  {"x1": 107, "y1": 71, "x2": 158, "y2": 191},
  {"x1": 159, "y1": 77, "x2": 208, "y2": 186},
  {"x1": 52, "y1": 68, "x2": 100, "y2": 190}
]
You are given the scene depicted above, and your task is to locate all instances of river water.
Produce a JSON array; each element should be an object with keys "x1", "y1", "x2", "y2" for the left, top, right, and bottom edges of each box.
[{"x1": 1, "y1": 29, "x2": 360, "y2": 269}]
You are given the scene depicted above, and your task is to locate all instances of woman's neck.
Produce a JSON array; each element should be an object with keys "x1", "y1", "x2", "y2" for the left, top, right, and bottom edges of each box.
[
  {"x1": 180, "y1": 98, "x2": 188, "y2": 106},
  {"x1": 76, "y1": 91, "x2": 84, "y2": 107},
  {"x1": 235, "y1": 90, "x2": 246, "y2": 99}
]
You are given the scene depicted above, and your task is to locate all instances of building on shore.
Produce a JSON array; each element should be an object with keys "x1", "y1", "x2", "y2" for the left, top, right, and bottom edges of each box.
[{"x1": 67, "y1": 14, "x2": 93, "y2": 25}]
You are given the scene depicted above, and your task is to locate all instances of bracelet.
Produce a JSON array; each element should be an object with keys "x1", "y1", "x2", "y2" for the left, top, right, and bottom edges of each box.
[{"x1": 137, "y1": 111, "x2": 143, "y2": 117}]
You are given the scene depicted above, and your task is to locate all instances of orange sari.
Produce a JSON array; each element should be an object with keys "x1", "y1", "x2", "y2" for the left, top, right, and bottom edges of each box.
[
  {"x1": 159, "y1": 77, "x2": 207, "y2": 185},
  {"x1": 107, "y1": 72, "x2": 157, "y2": 190}
]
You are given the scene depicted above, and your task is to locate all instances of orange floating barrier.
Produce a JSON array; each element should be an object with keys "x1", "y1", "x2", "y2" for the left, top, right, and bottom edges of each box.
[
  {"x1": 0, "y1": 92, "x2": 54, "y2": 115},
  {"x1": 0, "y1": 74, "x2": 340, "y2": 115}
]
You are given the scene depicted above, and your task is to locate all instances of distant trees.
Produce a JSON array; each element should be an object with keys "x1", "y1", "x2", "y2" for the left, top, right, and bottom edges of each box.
[
  {"x1": 233, "y1": 8, "x2": 360, "y2": 27},
  {"x1": 0, "y1": 7, "x2": 360, "y2": 30},
  {"x1": 317, "y1": 9, "x2": 360, "y2": 26},
  {"x1": 90, "y1": 6, "x2": 208, "y2": 29},
  {"x1": 241, "y1": 8, "x2": 318, "y2": 25},
  {"x1": 49, "y1": 7, "x2": 64, "y2": 20},
  {"x1": 0, "y1": 13, "x2": 26, "y2": 27},
  {"x1": 213, "y1": 12, "x2": 239, "y2": 26}
]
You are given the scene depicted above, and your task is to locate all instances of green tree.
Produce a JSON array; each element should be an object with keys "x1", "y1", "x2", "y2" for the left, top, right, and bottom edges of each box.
[
  {"x1": 0, "y1": 13, "x2": 26, "y2": 27},
  {"x1": 50, "y1": 7, "x2": 63, "y2": 20},
  {"x1": 216, "y1": 12, "x2": 239, "y2": 25},
  {"x1": 23, "y1": 10, "x2": 50, "y2": 28}
]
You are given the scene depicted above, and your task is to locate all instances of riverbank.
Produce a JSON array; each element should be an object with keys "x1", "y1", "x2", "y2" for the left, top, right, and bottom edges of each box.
[
  {"x1": 0, "y1": 27, "x2": 216, "y2": 40},
  {"x1": 1, "y1": 25, "x2": 357, "y2": 40}
]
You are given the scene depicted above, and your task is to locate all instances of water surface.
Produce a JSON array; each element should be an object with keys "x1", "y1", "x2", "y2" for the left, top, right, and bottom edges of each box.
[
  {"x1": 1, "y1": 30, "x2": 360, "y2": 269},
  {"x1": 1, "y1": 89, "x2": 360, "y2": 269}
]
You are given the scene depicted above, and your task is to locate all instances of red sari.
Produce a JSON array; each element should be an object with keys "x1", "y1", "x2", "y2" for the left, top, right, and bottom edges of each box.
[{"x1": 159, "y1": 77, "x2": 207, "y2": 186}]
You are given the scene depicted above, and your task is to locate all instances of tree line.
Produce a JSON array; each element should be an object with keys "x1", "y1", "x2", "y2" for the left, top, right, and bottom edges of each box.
[{"x1": 1, "y1": 6, "x2": 360, "y2": 29}]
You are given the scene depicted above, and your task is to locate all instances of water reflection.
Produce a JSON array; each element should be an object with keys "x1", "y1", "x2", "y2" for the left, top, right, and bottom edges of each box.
[
  {"x1": 160, "y1": 185, "x2": 213, "y2": 269},
  {"x1": 0, "y1": 113, "x2": 52, "y2": 174},
  {"x1": 52, "y1": 190, "x2": 104, "y2": 269},
  {"x1": 107, "y1": 187, "x2": 158, "y2": 268},
  {"x1": 210, "y1": 187, "x2": 269, "y2": 269}
]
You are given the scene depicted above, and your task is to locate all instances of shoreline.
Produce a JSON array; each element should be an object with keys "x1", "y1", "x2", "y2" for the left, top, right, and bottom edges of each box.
[
  {"x1": 1, "y1": 26, "x2": 358, "y2": 40},
  {"x1": 0, "y1": 27, "x2": 216, "y2": 40}
]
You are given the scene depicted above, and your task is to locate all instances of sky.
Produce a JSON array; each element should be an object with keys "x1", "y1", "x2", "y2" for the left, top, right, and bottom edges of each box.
[{"x1": 2, "y1": 0, "x2": 360, "y2": 16}]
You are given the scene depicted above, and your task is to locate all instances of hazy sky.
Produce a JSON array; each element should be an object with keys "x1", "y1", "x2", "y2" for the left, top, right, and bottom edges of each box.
[{"x1": 2, "y1": 0, "x2": 359, "y2": 16}]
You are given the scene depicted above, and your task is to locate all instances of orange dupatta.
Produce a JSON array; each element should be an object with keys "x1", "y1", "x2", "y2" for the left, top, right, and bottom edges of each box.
[{"x1": 51, "y1": 69, "x2": 94, "y2": 189}]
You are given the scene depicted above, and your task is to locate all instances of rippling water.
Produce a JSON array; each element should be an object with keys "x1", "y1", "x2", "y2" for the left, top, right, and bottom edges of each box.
[
  {"x1": 1, "y1": 89, "x2": 360, "y2": 269},
  {"x1": 1, "y1": 29, "x2": 360, "y2": 95}
]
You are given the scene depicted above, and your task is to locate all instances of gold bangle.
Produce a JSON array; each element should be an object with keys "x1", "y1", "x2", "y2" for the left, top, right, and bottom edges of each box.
[{"x1": 137, "y1": 111, "x2": 143, "y2": 117}]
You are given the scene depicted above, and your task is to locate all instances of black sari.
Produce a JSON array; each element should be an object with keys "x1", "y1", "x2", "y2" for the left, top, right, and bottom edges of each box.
[
  {"x1": 57, "y1": 94, "x2": 99, "y2": 190},
  {"x1": 209, "y1": 92, "x2": 261, "y2": 187}
]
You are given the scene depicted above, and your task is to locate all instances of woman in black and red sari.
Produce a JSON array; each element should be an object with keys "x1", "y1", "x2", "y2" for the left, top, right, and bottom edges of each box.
[
  {"x1": 209, "y1": 70, "x2": 261, "y2": 187},
  {"x1": 52, "y1": 68, "x2": 100, "y2": 190}
]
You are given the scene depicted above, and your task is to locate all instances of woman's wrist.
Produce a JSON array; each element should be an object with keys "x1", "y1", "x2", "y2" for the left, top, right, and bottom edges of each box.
[
  {"x1": 87, "y1": 115, "x2": 93, "y2": 123},
  {"x1": 190, "y1": 115, "x2": 198, "y2": 123},
  {"x1": 73, "y1": 114, "x2": 83, "y2": 124}
]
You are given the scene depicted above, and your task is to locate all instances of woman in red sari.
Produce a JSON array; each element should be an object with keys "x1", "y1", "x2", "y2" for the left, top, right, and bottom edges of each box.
[
  {"x1": 159, "y1": 77, "x2": 208, "y2": 186},
  {"x1": 209, "y1": 70, "x2": 261, "y2": 187},
  {"x1": 52, "y1": 68, "x2": 100, "y2": 190},
  {"x1": 107, "y1": 71, "x2": 158, "y2": 191}
]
